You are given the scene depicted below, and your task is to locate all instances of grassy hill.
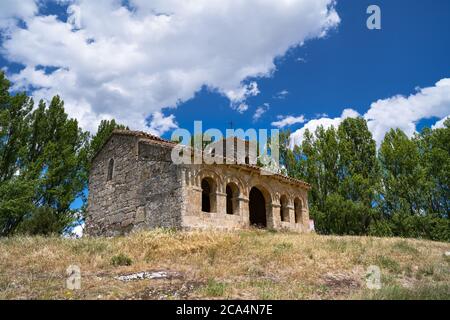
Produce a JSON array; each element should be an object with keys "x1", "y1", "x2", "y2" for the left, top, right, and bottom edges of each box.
[{"x1": 0, "y1": 229, "x2": 449, "y2": 300}]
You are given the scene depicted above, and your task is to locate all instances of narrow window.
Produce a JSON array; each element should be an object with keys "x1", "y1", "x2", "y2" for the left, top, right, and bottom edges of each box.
[{"x1": 107, "y1": 159, "x2": 114, "y2": 181}]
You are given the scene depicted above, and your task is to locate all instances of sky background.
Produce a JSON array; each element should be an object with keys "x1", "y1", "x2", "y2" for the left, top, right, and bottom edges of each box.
[
  {"x1": 172, "y1": 0, "x2": 450, "y2": 135},
  {"x1": 1, "y1": 0, "x2": 449, "y2": 145}
]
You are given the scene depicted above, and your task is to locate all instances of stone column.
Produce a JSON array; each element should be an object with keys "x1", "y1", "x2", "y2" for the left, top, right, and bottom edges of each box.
[
  {"x1": 238, "y1": 197, "x2": 250, "y2": 226},
  {"x1": 231, "y1": 196, "x2": 239, "y2": 215},
  {"x1": 271, "y1": 203, "x2": 282, "y2": 229},
  {"x1": 287, "y1": 205, "x2": 295, "y2": 227},
  {"x1": 216, "y1": 192, "x2": 227, "y2": 215},
  {"x1": 266, "y1": 203, "x2": 275, "y2": 229}
]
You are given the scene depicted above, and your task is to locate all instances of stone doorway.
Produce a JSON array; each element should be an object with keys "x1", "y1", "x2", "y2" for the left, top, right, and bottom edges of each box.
[{"x1": 249, "y1": 187, "x2": 267, "y2": 228}]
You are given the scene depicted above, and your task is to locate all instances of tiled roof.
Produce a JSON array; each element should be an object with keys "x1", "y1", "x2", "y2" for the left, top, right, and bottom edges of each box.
[
  {"x1": 112, "y1": 129, "x2": 177, "y2": 146},
  {"x1": 110, "y1": 130, "x2": 311, "y2": 189}
]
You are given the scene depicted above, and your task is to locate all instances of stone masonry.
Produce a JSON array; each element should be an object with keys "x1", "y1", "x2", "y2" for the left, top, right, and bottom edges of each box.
[{"x1": 86, "y1": 130, "x2": 311, "y2": 236}]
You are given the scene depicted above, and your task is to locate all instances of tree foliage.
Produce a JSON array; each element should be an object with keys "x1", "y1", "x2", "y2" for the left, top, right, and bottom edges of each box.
[
  {"x1": 280, "y1": 117, "x2": 450, "y2": 242},
  {"x1": 0, "y1": 72, "x2": 125, "y2": 236}
]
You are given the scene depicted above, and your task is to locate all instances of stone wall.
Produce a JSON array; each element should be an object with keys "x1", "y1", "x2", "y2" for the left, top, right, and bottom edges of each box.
[
  {"x1": 135, "y1": 140, "x2": 184, "y2": 230},
  {"x1": 86, "y1": 134, "x2": 184, "y2": 236},
  {"x1": 86, "y1": 134, "x2": 142, "y2": 236}
]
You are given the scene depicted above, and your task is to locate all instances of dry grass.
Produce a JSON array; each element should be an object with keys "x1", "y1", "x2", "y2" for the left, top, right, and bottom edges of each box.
[{"x1": 0, "y1": 229, "x2": 449, "y2": 300}]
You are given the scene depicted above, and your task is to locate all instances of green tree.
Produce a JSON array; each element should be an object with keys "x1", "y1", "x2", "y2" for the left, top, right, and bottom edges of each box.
[
  {"x1": 314, "y1": 193, "x2": 378, "y2": 236},
  {"x1": 0, "y1": 178, "x2": 35, "y2": 236},
  {"x1": 418, "y1": 119, "x2": 450, "y2": 217},
  {"x1": 0, "y1": 72, "x2": 93, "y2": 236},
  {"x1": 28, "y1": 97, "x2": 89, "y2": 220},
  {"x1": 296, "y1": 126, "x2": 340, "y2": 212},
  {"x1": 0, "y1": 72, "x2": 35, "y2": 235},
  {"x1": 0, "y1": 72, "x2": 33, "y2": 182},
  {"x1": 337, "y1": 117, "x2": 379, "y2": 206},
  {"x1": 378, "y1": 129, "x2": 427, "y2": 216},
  {"x1": 278, "y1": 129, "x2": 302, "y2": 177}
]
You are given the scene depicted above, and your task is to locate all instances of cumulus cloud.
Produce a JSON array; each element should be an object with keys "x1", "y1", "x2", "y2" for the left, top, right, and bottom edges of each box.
[
  {"x1": 290, "y1": 108, "x2": 359, "y2": 147},
  {"x1": 0, "y1": 0, "x2": 340, "y2": 133},
  {"x1": 291, "y1": 78, "x2": 450, "y2": 148},
  {"x1": 432, "y1": 116, "x2": 449, "y2": 129},
  {"x1": 226, "y1": 81, "x2": 260, "y2": 111},
  {"x1": 253, "y1": 103, "x2": 270, "y2": 122},
  {"x1": 364, "y1": 78, "x2": 450, "y2": 144},
  {"x1": 0, "y1": 0, "x2": 37, "y2": 29},
  {"x1": 272, "y1": 114, "x2": 305, "y2": 128},
  {"x1": 148, "y1": 111, "x2": 178, "y2": 136}
]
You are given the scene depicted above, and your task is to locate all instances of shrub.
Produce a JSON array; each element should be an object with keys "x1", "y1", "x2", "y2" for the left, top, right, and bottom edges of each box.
[
  {"x1": 313, "y1": 194, "x2": 378, "y2": 236},
  {"x1": 110, "y1": 253, "x2": 133, "y2": 266},
  {"x1": 368, "y1": 219, "x2": 394, "y2": 237},
  {"x1": 16, "y1": 206, "x2": 71, "y2": 236},
  {"x1": 387, "y1": 212, "x2": 450, "y2": 242}
]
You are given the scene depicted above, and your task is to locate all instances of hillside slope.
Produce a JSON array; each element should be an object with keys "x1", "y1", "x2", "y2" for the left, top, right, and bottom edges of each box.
[{"x1": 0, "y1": 230, "x2": 449, "y2": 300}]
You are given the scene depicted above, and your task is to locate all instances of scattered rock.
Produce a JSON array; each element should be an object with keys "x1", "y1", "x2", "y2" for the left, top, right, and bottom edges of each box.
[
  {"x1": 115, "y1": 270, "x2": 182, "y2": 282},
  {"x1": 129, "y1": 281, "x2": 203, "y2": 300},
  {"x1": 322, "y1": 272, "x2": 361, "y2": 295},
  {"x1": 444, "y1": 251, "x2": 450, "y2": 257}
]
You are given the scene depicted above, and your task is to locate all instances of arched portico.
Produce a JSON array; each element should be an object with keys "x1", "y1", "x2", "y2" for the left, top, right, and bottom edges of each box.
[
  {"x1": 248, "y1": 184, "x2": 274, "y2": 229},
  {"x1": 201, "y1": 177, "x2": 217, "y2": 213}
]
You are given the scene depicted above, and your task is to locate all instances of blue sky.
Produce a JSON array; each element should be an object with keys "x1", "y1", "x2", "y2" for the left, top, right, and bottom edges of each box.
[
  {"x1": 169, "y1": 0, "x2": 450, "y2": 140},
  {"x1": 0, "y1": 0, "x2": 450, "y2": 142}
]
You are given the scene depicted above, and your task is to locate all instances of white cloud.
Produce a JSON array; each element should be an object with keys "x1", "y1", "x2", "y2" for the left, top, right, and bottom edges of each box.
[
  {"x1": 236, "y1": 103, "x2": 249, "y2": 114},
  {"x1": 253, "y1": 103, "x2": 270, "y2": 122},
  {"x1": 274, "y1": 89, "x2": 289, "y2": 99},
  {"x1": 148, "y1": 111, "x2": 178, "y2": 136},
  {"x1": 432, "y1": 116, "x2": 449, "y2": 130},
  {"x1": 364, "y1": 78, "x2": 450, "y2": 144},
  {"x1": 0, "y1": 0, "x2": 37, "y2": 29},
  {"x1": 64, "y1": 221, "x2": 85, "y2": 238},
  {"x1": 226, "y1": 81, "x2": 260, "y2": 110},
  {"x1": 290, "y1": 108, "x2": 359, "y2": 147},
  {"x1": 72, "y1": 224, "x2": 84, "y2": 238},
  {"x1": 271, "y1": 115, "x2": 306, "y2": 128},
  {"x1": 291, "y1": 78, "x2": 450, "y2": 148},
  {"x1": 0, "y1": 0, "x2": 340, "y2": 133}
]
